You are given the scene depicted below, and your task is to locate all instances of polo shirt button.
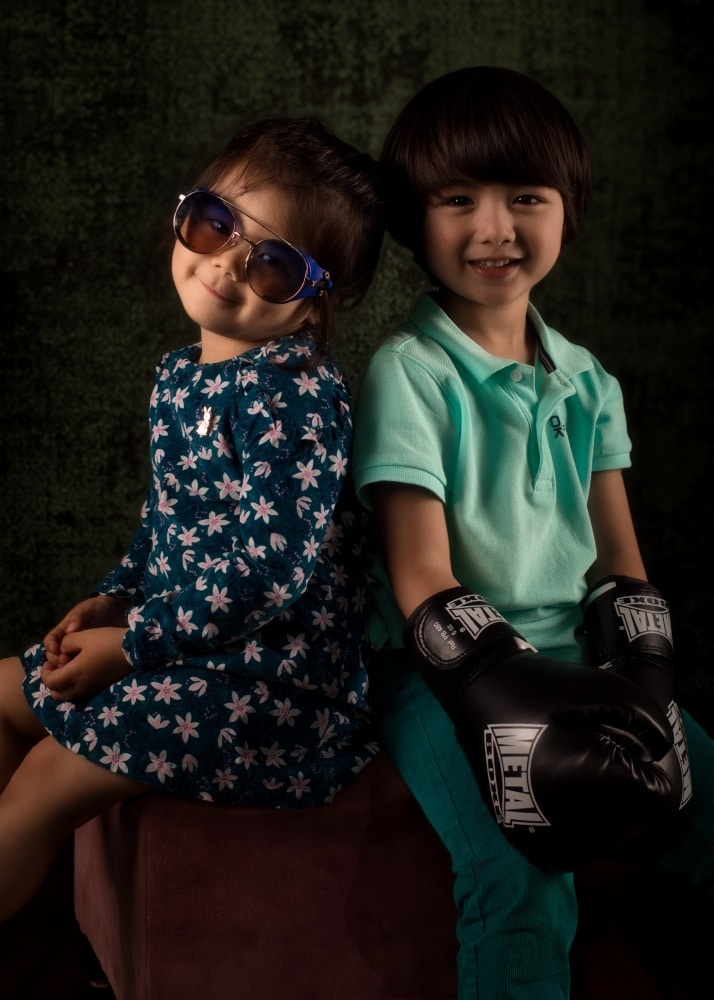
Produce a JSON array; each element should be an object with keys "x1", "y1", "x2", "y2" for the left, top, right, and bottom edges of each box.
[{"x1": 510, "y1": 369, "x2": 523, "y2": 382}]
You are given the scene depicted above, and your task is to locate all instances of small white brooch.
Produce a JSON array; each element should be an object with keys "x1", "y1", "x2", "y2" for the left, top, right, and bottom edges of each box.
[{"x1": 196, "y1": 406, "x2": 215, "y2": 437}]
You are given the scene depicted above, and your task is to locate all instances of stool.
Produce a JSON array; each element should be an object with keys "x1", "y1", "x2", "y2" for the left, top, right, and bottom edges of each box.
[{"x1": 74, "y1": 752, "x2": 459, "y2": 1000}]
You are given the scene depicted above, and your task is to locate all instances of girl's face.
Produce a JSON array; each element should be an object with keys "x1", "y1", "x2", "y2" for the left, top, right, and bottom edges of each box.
[
  {"x1": 171, "y1": 181, "x2": 318, "y2": 363},
  {"x1": 421, "y1": 181, "x2": 565, "y2": 323}
]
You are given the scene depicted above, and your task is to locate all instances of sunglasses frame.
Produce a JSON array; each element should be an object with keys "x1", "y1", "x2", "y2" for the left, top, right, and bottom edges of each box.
[{"x1": 173, "y1": 188, "x2": 333, "y2": 304}]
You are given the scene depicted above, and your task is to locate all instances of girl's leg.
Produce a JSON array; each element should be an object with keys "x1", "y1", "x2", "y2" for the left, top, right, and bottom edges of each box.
[
  {"x1": 0, "y1": 657, "x2": 149, "y2": 921},
  {"x1": 378, "y1": 663, "x2": 576, "y2": 1000},
  {"x1": 0, "y1": 656, "x2": 48, "y2": 790}
]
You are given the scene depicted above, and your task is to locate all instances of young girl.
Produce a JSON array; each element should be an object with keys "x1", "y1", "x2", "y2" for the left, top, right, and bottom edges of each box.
[
  {"x1": 352, "y1": 67, "x2": 714, "y2": 998},
  {"x1": 0, "y1": 116, "x2": 385, "y2": 921}
]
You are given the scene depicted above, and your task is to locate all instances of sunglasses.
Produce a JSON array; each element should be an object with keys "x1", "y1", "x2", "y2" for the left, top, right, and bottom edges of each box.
[{"x1": 173, "y1": 188, "x2": 333, "y2": 304}]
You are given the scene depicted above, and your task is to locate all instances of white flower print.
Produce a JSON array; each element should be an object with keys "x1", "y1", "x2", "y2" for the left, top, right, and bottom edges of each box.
[
  {"x1": 185, "y1": 479, "x2": 209, "y2": 499},
  {"x1": 293, "y1": 373, "x2": 319, "y2": 397},
  {"x1": 218, "y1": 727, "x2": 236, "y2": 746},
  {"x1": 152, "y1": 419, "x2": 170, "y2": 442},
  {"x1": 312, "y1": 606, "x2": 335, "y2": 631},
  {"x1": 242, "y1": 640, "x2": 262, "y2": 664},
  {"x1": 146, "y1": 749, "x2": 176, "y2": 783},
  {"x1": 173, "y1": 713, "x2": 199, "y2": 743},
  {"x1": 245, "y1": 537, "x2": 266, "y2": 560},
  {"x1": 32, "y1": 684, "x2": 52, "y2": 708},
  {"x1": 270, "y1": 698, "x2": 300, "y2": 727},
  {"x1": 292, "y1": 459, "x2": 320, "y2": 491},
  {"x1": 313, "y1": 504, "x2": 330, "y2": 529},
  {"x1": 202, "y1": 375, "x2": 230, "y2": 397},
  {"x1": 235, "y1": 743, "x2": 258, "y2": 769},
  {"x1": 177, "y1": 526, "x2": 199, "y2": 546},
  {"x1": 262, "y1": 742, "x2": 286, "y2": 767},
  {"x1": 182, "y1": 754, "x2": 198, "y2": 772},
  {"x1": 188, "y1": 676, "x2": 208, "y2": 696},
  {"x1": 83, "y1": 729, "x2": 99, "y2": 751},
  {"x1": 172, "y1": 386, "x2": 190, "y2": 408},
  {"x1": 295, "y1": 496, "x2": 311, "y2": 518},
  {"x1": 224, "y1": 692, "x2": 255, "y2": 724},
  {"x1": 178, "y1": 452, "x2": 199, "y2": 471},
  {"x1": 269, "y1": 532, "x2": 287, "y2": 551},
  {"x1": 176, "y1": 608, "x2": 198, "y2": 635},
  {"x1": 259, "y1": 421, "x2": 287, "y2": 448},
  {"x1": 214, "y1": 768, "x2": 236, "y2": 790},
  {"x1": 264, "y1": 583, "x2": 292, "y2": 608},
  {"x1": 151, "y1": 678, "x2": 182, "y2": 704},
  {"x1": 100, "y1": 743, "x2": 131, "y2": 774},
  {"x1": 284, "y1": 633, "x2": 309, "y2": 659},
  {"x1": 287, "y1": 772, "x2": 312, "y2": 798},
  {"x1": 252, "y1": 460, "x2": 272, "y2": 478},
  {"x1": 251, "y1": 496, "x2": 278, "y2": 523},
  {"x1": 207, "y1": 585, "x2": 233, "y2": 613},
  {"x1": 329, "y1": 450, "x2": 348, "y2": 478},
  {"x1": 122, "y1": 679, "x2": 147, "y2": 703},
  {"x1": 303, "y1": 536, "x2": 319, "y2": 560},
  {"x1": 126, "y1": 606, "x2": 143, "y2": 628},
  {"x1": 214, "y1": 473, "x2": 241, "y2": 500},
  {"x1": 199, "y1": 511, "x2": 230, "y2": 535}
]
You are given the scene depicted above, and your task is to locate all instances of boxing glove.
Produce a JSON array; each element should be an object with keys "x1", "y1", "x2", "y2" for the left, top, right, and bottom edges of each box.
[
  {"x1": 583, "y1": 575, "x2": 692, "y2": 857},
  {"x1": 405, "y1": 586, "x2": 676, "y2": 872}
]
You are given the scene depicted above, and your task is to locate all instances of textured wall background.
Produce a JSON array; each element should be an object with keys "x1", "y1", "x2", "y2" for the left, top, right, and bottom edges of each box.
[{"x1": 1, "y1": 0, "x2": 712, "y2": 727}]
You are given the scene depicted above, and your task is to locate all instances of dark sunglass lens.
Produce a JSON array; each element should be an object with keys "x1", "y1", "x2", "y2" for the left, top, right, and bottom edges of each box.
[
  {"x1": 175, "y1": 192, "x2": 235, "y2": 253},
  {"x1": 246, "y1": 240, "x2": 307, "y2": 302}
]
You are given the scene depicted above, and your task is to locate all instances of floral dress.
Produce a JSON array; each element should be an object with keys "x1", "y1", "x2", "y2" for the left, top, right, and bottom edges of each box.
[{"x1": 22, "y1": 334, "x2": 380, "y2": 806}]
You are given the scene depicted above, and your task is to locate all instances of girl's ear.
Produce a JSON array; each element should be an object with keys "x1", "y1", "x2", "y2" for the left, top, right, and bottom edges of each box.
[{"x1": 301, "y1": 298, "x2": 322, "y2": 328}]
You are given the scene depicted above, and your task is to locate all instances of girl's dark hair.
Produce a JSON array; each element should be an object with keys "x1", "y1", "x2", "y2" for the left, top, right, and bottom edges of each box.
[
  {"x1": 381, "y1": 66, "x2": 591, "y2": 260},
  {"x1": 194, "y1": 117, "x2": 386, "y2": 358}
]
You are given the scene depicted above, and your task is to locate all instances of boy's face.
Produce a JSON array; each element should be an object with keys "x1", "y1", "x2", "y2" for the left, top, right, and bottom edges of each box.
[{"x1": 421, "y1": 181, "x2": 565, "y2": 322}]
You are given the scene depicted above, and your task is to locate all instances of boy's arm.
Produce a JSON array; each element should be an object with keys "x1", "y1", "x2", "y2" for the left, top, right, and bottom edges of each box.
[
  {"x1": 583, "y1": 469, "x2": 692, "y2": 856},
  {"x1": 372, "y1": 481, "x2": 677, "y2": 872},
  {"x1": 370, "y1": 482, "x2": 459, "y2": 621},
  {"x1": 586, "y1": 469, "x2": 646, "y2": 582}
]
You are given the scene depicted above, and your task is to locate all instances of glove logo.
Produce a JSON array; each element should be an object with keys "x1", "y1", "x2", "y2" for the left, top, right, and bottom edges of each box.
[
  {"x1": 484, "y1": 724, "x2": 550, "y2": 828},
  {"x1": 667, "y1": 701, "x2": 693, "y2": 809},
  {"x1": 445, "y1": 593, "x2": 506, "y2": 639},
  {"x1": 614, "y1": 594, "x2": 673, "y2": 646}
]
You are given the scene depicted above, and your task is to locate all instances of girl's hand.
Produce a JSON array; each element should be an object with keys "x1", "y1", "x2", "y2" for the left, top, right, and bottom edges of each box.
[
  {"x1": 41, "y1": 627, "x2": 131, "y2": 703},
  {"x1": 43, "y1": 595, "x2": 130, "y2": 668}
]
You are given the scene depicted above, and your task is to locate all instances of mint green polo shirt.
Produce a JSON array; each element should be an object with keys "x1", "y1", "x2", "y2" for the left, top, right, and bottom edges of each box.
[{"x1": 352, "y1": 293, "x2": 632, "y2": 660}]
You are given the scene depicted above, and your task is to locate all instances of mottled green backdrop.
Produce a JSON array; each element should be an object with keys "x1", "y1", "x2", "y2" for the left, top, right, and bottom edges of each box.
[{"x1": 1, "y1": 0, "x2": 712, "y2": 727}]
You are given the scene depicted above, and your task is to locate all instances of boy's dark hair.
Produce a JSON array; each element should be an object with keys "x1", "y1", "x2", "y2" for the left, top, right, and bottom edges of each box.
[
  {"x1": 380, "y1": 66, "x2": 591, "y2": 263},
  {"x1": 194, "y1": 117, "x2": 386, "y2": 357}
]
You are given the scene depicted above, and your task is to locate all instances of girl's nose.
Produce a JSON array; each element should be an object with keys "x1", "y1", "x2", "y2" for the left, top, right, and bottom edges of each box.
[{"x1": 211, "y1": 237, "x2": 251, "y2": 280}]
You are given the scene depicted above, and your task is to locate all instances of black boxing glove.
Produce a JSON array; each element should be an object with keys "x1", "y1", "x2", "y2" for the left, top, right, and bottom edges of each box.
[
  {"x1": 405, "y1": 587, "x2": 676, "y2": 872},
  {"x1": 583, "y1": 575, "x2": 692, "y2": 857}
]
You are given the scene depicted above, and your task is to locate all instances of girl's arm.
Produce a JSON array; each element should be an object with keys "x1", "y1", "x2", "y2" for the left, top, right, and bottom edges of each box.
[
  {"x1": 371, "y1": 482, "x2": 459, "y2": 621},
  {"x1": 586, "y1": 469, "x2": 647, "y2": 584}
]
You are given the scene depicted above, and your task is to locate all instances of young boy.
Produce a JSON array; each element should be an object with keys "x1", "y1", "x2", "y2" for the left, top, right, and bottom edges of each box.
[{"x1": 352, "y1": 66, "x2": 714, "y2": 998}]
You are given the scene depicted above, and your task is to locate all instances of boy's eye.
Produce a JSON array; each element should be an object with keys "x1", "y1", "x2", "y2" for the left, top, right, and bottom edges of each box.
[
  {"x1": 441, "y1": 194, "x2": 470, "y2": 207},
  {"x1": 514, "y1": 194, "x2": 541, "y2": 206}
]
